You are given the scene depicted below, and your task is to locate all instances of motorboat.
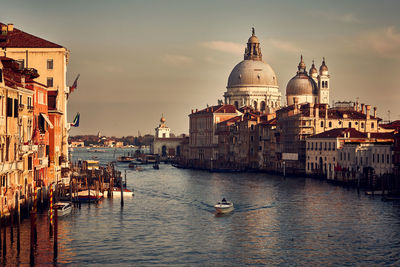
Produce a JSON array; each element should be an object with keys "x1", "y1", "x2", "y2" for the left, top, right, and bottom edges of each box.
[
  {"x1": 76, "y1": 190, "x2": 103, "y2": 203},
  {"x1": 214, "y1": 199, "x2": 234, "y2": 214},
  {"x1": 104, "y1": 187, "x2": 134, "y2": 197},
  {"x1": 51, "y1": 202, "x2": 72, "y2": 216}
]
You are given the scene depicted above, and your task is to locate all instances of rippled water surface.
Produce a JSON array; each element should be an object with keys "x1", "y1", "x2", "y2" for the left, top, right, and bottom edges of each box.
[{"x1": 2, "y1": 148, "x2": 400, "y2": 266}]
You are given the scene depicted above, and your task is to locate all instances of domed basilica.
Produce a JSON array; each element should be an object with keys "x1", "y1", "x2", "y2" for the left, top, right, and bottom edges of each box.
[
  {"x1": 224, "y1": 28, "x2": 330, "y2": 110},
  {"x1": 286, "y1": 55, "x2": 330, "y2": 106},
  {"x1": 224, "y1": 28, "x2": 281, "y2": 112}
]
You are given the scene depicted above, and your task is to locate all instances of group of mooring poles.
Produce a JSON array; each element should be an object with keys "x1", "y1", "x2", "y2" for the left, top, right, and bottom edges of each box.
[{"x1": 0, "y1": 185, "x2": 59, "y2": 265}]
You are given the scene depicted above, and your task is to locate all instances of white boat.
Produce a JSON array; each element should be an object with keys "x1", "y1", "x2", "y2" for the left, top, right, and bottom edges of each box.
[
  {"x1": 214, "y1": 199, "x2": 234, "y2": 214},
  {"x1": 51, "y1": 202, "x2": 72, "y2": 216},
  {"x1": 104, "y1": 188, "x2": 134, "y2": 197}
]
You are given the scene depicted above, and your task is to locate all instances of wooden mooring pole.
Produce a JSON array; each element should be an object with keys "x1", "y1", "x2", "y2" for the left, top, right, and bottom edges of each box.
[
  {"x1": 120, "y1": 171, "x2": 124, "y2": 207},
  {"x1": 53, "y1": 208, "x2": 58, "y2": 262}
]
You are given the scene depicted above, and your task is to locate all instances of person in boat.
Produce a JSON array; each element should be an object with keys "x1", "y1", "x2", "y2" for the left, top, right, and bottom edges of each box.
[{"x1": 222, "y1": 198, "x2": 227, "y2": 204}]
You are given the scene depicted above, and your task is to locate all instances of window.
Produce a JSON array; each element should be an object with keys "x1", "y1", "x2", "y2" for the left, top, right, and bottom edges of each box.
[
  {"x1": 27, "y1": 96, "x2": 32, "y2": 108},
  {"x1": 371, "y1": 122, "x2": 375, "y2": 129},
  {"x1": 13, "y1": 99, "x2": 18, "y2": 118},
  {"x1": 47, "y1": 77, "x2": 53, "y2": 88},
  {"x1": 382, "y1": 154, "x2": 384, "y2": 163},
  {"x1": 6, "y1": 98, "x2": 12, "y2": 117},
  {"x1": 250, "y1": 136, "x2": 254, "y2": 141},
  {"x1": 329, "y1": 121, "x2": 332, "y2": 128},
  {"x1": 361, "y1": 122, "x2": 364, "y2": 128},
  {"x1": 258, "y1": 146, "x2": 262, "y2": 151},
  {"x1": 19, "y1": 95, "x2": 22, "y2": 105},
  {"x1": 349, "y1": 122, "x2": 352, "y2": 128},
  {"x1": 324, "y1": 142, "x2": 327, "y2": 150},
  {"x1": 326, "y1": 81, "x2": 328, "y2": 88},
  {"x1": 373, "y1": 154, "x2": 375, "y2": 163},
  {"x1": 47, "y1": 59, "x2": 53, "y2": 70},
  {"x1": 377, "y1": 154, "x2": 379, "y2": 163},
  {"x1": 387, "y1": 154, "x2": 390, "y2": 164},
  {"x1": 321, "y1": 121, "x2": 324, "y2": 127},
  {"x1": 0, "y1": 69, "x2": 2, "y2": 82},
  {"x1": 311, "y1": 142, "x2": 314, "y2": 150},
  {"x1": 328, "y1": 142, "x2": 331, "y2": 150},
  {"x1": 308, "y1": 162, "x2": 310, "y2": 170}
]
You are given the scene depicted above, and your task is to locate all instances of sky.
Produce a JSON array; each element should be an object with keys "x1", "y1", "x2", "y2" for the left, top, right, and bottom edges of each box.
[{"x1": 2, "y1": 0, "x2": 400, "y2": 137}]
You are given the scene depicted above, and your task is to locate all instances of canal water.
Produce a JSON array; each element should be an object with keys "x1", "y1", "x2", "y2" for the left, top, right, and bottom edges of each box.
[{"x1": 2, "y1": 148, "x2": 400, "y2": 266}]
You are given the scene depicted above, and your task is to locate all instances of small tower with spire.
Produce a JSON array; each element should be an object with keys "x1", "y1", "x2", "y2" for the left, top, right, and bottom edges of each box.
[
  {"x1": 244, "y1": 27, "x2": 263, "y2": 61},
  {"x1": 318, "y1": 57, "x2": 330, "y2": 105},
  {"x1": 155, "y1": 114, "x2": 170, "y2": 139}
]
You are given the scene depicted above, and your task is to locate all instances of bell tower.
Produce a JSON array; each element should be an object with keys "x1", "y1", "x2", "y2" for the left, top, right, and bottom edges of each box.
[{"x1": 318, "y1": 57, "x2": 330, "y2": 105}]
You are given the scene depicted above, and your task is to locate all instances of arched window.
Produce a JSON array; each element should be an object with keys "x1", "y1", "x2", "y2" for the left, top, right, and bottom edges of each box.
[
  {"x1": 162, "y1": 145, "x2": 167, "y2": 157},
  {"x1": 326, "y1": 81, "x2": 328, "y2": 88},
  {"x1": 261, "y1": 101, "x2": 266, "y2": 112},
  {"x1": 253, "y1": 101, "x2": 257, "y2": 110}
]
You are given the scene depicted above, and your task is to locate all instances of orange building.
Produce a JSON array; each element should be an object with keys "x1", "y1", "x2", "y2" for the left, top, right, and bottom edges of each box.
[
  {"x1": 48, "y1": 90, "x2": 63, "y2": 184},
  {"x1": 31, "y1": 82, "x2": 52, "y2": 187}
]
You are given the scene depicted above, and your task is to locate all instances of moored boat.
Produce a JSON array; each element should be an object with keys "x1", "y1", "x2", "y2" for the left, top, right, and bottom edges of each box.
[
  {"x1": 104, "y1": 188, "x2": 134, "y2": 197},
  {"x1": 214, "y1": 199, "x2": 234, "y2": 214},
  {"x1": 51, "y1": 202, "x2": 72, "y2": 216}
]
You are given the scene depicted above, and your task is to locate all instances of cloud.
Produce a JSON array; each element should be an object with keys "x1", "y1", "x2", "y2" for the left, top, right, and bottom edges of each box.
[
  {"x1": 200, "y1": 41, "x2": 243, "y2": 55},
  {"x1": 353, "y1": 26, "x2": 400, "y2": 59},
  {"x1": 266, "y1": 38, "x2": 301, "y2": 54},
  {"x1": 314, "y1": 11, "x2": 360, "y2": 24},
  {"x1": 162, "y1": 54, "x2": 193, "y2": 65}
]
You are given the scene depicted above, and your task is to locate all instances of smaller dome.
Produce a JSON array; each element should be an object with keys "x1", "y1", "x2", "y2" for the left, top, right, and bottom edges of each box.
[
  {"x1": 248, "y1": 35, "x2": 259, "y2": 43},
  {"x1": 309, "y1": 60, "x2": 318, "y2": 75},
  {"x1": 319, "y1": 57, "x2": 328, "y2": 72},
  {"x1": 286, "y1": 73, "x2": 318, "y2": 96}
]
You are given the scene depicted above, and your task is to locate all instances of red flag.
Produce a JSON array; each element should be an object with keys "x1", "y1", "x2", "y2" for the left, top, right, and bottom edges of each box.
[{"x1": 69, "y1": 74, "x2": 80, "y2": 94}]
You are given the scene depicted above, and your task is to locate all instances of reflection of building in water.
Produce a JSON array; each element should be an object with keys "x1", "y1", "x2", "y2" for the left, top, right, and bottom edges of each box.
[{"x1": 151, "y1": 115, "x2": 186, "y2": 158}]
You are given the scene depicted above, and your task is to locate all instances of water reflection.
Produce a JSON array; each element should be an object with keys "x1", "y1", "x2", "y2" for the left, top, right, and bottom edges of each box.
[{"x1": 0, "y1": 148, "x2": 399, "y2": 265}]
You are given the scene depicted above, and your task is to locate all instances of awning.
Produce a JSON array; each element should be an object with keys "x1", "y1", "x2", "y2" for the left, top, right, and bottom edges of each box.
[{"x1": 40, "y1": 113, "x2": 54, "y2": 129}]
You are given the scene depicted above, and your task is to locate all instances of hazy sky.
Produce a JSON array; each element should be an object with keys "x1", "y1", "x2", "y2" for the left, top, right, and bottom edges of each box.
[{"x1": 2, "y1": 0, "x2": 400, "y2": 136}]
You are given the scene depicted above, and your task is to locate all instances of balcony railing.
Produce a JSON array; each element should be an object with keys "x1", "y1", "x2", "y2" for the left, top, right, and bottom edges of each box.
[{"x1": 18, "y1": 104, "x2": 24, "y2": 110}]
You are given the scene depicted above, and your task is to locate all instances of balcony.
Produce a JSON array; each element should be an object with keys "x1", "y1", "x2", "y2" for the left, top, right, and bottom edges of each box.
[
  {"x1": 0, "y1": 160, "x2": 23, "y2": 173},
  {"x1": 27, "y1": 106, "x2": 34, "y2": 112},
  {"x1": 18, "y1": 104, "x2": 24, "y2": 111}
]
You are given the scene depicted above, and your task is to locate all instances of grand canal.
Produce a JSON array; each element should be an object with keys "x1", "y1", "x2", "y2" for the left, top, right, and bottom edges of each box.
[{"x1": 2, "y1": 148, "x2": 400, "y2": 266}]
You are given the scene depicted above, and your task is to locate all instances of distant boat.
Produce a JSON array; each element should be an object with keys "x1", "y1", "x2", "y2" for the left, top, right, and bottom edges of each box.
[
  {"x1": 117, "y1": 156, "x2": 134, "y2": 163},
  {"x1": 214, "y1": 199, "x2": 234, "y2": 214}
]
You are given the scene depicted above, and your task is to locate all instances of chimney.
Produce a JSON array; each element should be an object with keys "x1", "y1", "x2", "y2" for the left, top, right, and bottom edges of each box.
[
  {"x1": 1, "y1": 25, "x2": 7, "y2": 35},
  {"x1": 366, "y1": 105, "x2": 371, "y2": 119},
  {"x1": 7, "y1": 24, "x2": 13, "y2": 32},
  {"x1": 325, "y1": 104, "x2": 328, "y2": 119},
  {"x1": 361, "y1": 104, "x2": 365, "y2": 114},
  {"x1": 373, "y1": 107, "x2": 376, "y2": 118}
]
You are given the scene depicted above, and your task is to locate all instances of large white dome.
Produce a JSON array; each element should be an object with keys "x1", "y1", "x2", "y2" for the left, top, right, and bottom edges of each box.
[{"x1": 227, "y1": 60, "x2": 278, "y2": 88}]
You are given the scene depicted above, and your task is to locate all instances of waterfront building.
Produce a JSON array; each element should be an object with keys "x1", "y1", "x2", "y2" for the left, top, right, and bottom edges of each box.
[
  {"x1": 151, "y1": 115, "x2": 185, "y2": 158},
  {"x1": 336, "y1": 135, "x2": 394, "y2": 177},
  {"x1": 0, "y1": 56, "x2": 37, "y2": 214},
  {"x1": 188, "y1": 105, "x2": 241, "y2": 169},
  {"x1": 0, "y1": 22, "x2": 70, "y2": 184},
  {"x1": 32, "y1": 76, "x2": 52, "y2": 187},
  {"x1": 224, "y1": 28, "x2": 281, "y2": 112},
  {"x1": 259, "y1": 117, "x2": 278, "y2": 172},
  {"x1": 276, "y1": 102, "x2": 381, "y2": 174},
  {"x1": 286, "y1": 56, "x2": 330, "y2": 106},
  {"x1": 48, "y1": 90, "x2": 64, "y2": 183}
]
